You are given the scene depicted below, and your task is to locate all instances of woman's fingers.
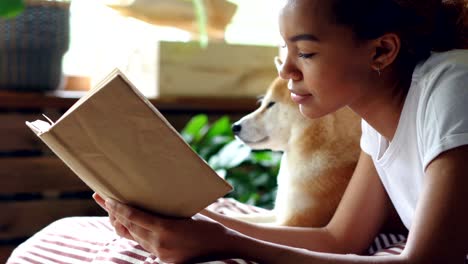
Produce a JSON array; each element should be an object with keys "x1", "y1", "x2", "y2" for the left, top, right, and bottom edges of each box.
[
  {"x1": 109, "y1": 214, "x2": 117, "y2": 225},
  {"x1": 105, "y1": 198, "x2": 164, "y2": 231},
  {"x1": 193, "y1": 212, "x2": 215, "y2": 222},
  {"x1": 102, "y1": 198, "x2": 233, "y2": 263},
  {"x1": 109, "y1": 213, "x2": 135, "y2": 240},
  {"x1": 114, "y1": 220, "x2": 129, "y2": 236},
  {"x1": 115, "y1": 214, "x2": 153, "y2": 242},
  {"x1": 110, "y1": 207, "x2": 165, "y2": 255},
  {"x1": 92, "y1": 193, "x2": 108, "y2": 212},
  {"x1": 93, "y1": 194, "x2": 136, "y2": 241}
]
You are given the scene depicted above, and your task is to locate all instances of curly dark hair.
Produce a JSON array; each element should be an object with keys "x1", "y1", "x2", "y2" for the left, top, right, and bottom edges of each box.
[{"x1": 330, "y1": 0, "x2": 468, "y2": 64}]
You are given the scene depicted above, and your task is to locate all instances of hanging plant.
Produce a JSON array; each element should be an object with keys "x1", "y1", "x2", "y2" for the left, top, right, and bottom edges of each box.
[
  {"x1": 0, "y1": 0, "x2": 72, "y2": 18},
  {"x1": 190, "y1": 0, "x2": 208, "y2": 47},
  {"x1": 0, "y1": 0, "x2": 71, "y2": 91},
  {"x1": 0, "y1": 0, "x2": 25, "y2": 18}
]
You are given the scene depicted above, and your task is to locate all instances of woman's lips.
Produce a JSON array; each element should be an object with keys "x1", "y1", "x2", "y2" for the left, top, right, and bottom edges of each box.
[{"x1": 289, "y1": 91, "x2": 312, "y2": 104}]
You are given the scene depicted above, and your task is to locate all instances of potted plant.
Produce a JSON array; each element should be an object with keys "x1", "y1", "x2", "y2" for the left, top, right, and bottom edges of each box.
[{"x1": 0, "y1": 0, "x2": 71, "y2": 92}]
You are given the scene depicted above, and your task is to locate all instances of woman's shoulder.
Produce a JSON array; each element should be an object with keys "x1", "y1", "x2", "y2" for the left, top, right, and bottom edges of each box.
[
  {"x1": 416, "y1": 49, "x2": 468, "y2": 79},
  {"x1": 414, "y1": 50, "x2": 468, "y2": 169},
  {"x1": 412, "y1": 49, "x2": 468, "y2": 100},
  {"x1": 412, "y1": 49, "x2": 468, "y2": 104}
]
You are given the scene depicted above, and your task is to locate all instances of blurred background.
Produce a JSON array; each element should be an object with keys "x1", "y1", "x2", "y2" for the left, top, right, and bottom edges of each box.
[
  {"x1": 64, "y1": 0, "x2": 282, "y2": 97},
  {"x1": 0, "y1": 1, "x2": 284, "y2": 262}
]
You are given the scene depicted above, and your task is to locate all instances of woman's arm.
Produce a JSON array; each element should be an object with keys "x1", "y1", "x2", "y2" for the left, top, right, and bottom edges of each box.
[
  {"x1": 201, "y1": 151, "x2": 395, "y2": 254},
  {"x1": 399, "y1": 145, "x2": 468, "y2": 263},
  {"x1": 99, "y1": 146, "x2": 468, "y2": 263},
  {"x1": 103, "y1": 197, "x2": 408, "y2": 264},
  {"x1": 99, "y1": 151, "x2": 407, "y2": 263},
  {"x1": 101, "y1": 193, "x2": 408, "y2": 264},
  {"x1": 249, "y1": 145, "x2": 468, "y2": 264}
]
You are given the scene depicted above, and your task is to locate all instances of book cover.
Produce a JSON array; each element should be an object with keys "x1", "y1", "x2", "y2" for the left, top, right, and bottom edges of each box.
[{"x1": 26, "y1": 69, "x2": 233, "y2": 218}]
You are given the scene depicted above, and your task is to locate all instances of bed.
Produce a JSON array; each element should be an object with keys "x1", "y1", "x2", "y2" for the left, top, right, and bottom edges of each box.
[{"x1": 7, "y1": 198, "x2": 407, "y2": 263}]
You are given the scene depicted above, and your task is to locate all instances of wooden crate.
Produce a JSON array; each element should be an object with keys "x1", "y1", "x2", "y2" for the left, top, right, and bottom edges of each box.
[
  {"x1": 156, "y1": 41, "x2": 279, "y2": 97},
  {"x1": 123, "y1": 41, "x2": 279, "y2": 98}
]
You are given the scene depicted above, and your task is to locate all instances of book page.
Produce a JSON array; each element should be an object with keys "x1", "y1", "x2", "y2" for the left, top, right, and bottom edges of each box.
[{"x1": 25, "y1": 120, "x2": 52, "y2": 135}]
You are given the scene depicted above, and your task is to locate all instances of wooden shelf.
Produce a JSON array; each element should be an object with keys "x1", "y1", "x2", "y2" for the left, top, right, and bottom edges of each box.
[{"x1": 0, "y1": 90, "x2": 258, "y2": 113}]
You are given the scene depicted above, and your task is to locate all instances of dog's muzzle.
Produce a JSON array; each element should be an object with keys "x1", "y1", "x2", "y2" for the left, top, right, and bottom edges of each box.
[{"x1": 231, "y1": 123, "x2": 242, "y2": 135}]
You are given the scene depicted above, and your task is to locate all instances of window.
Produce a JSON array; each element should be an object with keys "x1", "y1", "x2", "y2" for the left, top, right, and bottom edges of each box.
[{"x1": 63, "y1": 0, "x2": 281, "y2": 97}]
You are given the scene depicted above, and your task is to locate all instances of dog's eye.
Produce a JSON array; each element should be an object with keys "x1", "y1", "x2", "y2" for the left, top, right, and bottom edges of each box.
[{"x1": 267, "y1": 101, "x2": 276, "y2": 108}]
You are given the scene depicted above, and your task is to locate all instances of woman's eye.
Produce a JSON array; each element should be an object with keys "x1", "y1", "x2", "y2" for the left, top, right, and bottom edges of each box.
[
  {"x1": 298, "y1": 52, "x2": 316, "y2": 59},
  {"x1": 267, "y1": 101, "x2": 276, "y2": 108}
]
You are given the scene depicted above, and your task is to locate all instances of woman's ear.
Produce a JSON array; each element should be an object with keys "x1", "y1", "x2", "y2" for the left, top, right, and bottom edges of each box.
[{"x1": 371, "y1": 33, "x2": 401, "y2": 72}]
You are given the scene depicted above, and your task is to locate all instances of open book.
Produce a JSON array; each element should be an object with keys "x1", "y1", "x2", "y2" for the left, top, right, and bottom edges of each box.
[{"x1": 26, "y1": 69, "x2": 232, "y2": 218}]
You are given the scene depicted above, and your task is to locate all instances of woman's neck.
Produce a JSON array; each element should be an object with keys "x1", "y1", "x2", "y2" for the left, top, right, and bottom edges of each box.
[{"x1": 351, "y1": 66, "x2": 413, "y2": 141}]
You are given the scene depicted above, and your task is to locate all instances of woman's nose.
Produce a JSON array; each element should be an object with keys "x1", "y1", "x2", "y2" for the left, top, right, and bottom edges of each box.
[{"x1": 275, "y1": 56, "x2": 301, "y2": 81}]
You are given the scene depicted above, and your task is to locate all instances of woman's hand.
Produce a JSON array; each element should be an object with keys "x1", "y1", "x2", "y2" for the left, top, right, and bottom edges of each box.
[
  {"x1": 92, "y1": 193, "x2": 238, "y2": 263},
  {"x1": 93, "y1": 193, "x2": 136, "y2": 241}
]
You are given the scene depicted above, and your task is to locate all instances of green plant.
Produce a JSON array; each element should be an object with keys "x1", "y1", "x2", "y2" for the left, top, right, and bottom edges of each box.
[
  {"x1": 181, "y1": 114, "x2": 282, "y2": 209},
  {"x1": 189, "y1": 0, "x2": 208, "y2": 47},
  {"x1": 0, "y1": 0, "x2": 70, "y2": 18},
  {"x1": 0, "y1": 0, "x2": 24, "y2": 18}
]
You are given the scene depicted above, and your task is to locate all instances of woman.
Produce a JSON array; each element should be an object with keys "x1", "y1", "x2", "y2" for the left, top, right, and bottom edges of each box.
[{"x1": 95, "y1": 0, "x2": 468, "y2": 262}]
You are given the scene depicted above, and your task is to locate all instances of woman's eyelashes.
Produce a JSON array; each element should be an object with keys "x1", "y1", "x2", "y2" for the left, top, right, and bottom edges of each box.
[{"x1": 298, "y1": 52, "x2": 316, "y2": 59}]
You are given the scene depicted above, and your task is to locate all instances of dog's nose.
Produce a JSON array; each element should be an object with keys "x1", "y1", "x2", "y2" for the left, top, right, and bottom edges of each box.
[{"x1": 231, "y1": 124, "x2": 242, "y2": 135}]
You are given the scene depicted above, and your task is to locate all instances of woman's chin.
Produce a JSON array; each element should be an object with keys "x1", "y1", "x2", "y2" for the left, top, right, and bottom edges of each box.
[{"x1": 299, "y1": 105, "x2": 329, "y2": 119}]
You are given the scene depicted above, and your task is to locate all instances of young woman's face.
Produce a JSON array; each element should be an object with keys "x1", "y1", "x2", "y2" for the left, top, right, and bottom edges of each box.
[{"x1": 278, "y1": 0, "x2": 375, "y2": 119}]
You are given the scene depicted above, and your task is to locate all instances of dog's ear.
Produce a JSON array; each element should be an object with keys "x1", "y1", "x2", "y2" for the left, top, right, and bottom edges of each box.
[{"x1": 256, "y1": 95, "x2": 265, "y2": 105}]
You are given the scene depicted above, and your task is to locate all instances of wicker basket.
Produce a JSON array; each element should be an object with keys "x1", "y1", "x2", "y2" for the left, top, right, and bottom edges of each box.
[{"x1": 0, "y1": 1, "x2": 70, "y2": 92}]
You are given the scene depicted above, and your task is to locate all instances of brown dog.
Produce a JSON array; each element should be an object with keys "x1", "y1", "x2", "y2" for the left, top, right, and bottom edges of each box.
[{"x1": 230, "y1": 77, "x2": 361, "y2": 227}]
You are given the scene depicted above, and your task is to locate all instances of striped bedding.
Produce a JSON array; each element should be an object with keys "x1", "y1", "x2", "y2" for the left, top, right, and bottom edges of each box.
[{"x1": 7, "y1": 198, "x2": 408, "y2": 264}]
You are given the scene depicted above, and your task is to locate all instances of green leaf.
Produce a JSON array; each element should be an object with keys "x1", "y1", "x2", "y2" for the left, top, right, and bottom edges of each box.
[
  {"x1": 251, "y1": 151, "x2": 273, "y2": 161},
  {"x1": 246, "y1": 193, "x2": 260, "y2": 205},
  {"x1": 180, "y1": 114, "x2": 280, "y2": 209},
  {"x1": 0, "y1": 0, "x2": 24, "y2": 19},
  {"x1": 202, "y1": 116, "x2": 232, "y2": 142},
  {"x1": 195, "y1": 116, "x2": 233, "y2": 159},
  {"x1": 251, "y1": 151, "x2": 283, "y2": 166},
  {"x1": 198, "y1": 135, "x2": 232, "y2": 160},
  {"x1": 208, "y1": 140, "x2": 251, "y2": 170},
  {"x1": 252, "y1": 172, "x2": 271, "y2": 186},
  {"x1": 181, "y1": 114, "x2": 208, "y2": 144}
]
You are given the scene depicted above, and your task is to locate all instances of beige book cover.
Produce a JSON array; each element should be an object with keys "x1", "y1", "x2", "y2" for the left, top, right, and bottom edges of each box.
[{"x1": 25, "y1": 69, "x2": 232, "y2": 218}]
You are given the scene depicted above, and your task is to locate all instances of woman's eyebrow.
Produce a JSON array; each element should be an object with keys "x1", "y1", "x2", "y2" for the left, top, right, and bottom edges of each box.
[{"x1": 289, "y1": 34, "x2": 320, "y2": 42}]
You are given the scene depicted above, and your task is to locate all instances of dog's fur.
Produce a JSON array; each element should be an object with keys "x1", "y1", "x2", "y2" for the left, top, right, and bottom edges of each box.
[{"x1": 231, "y1": 77, "x2": 361, "y2": 227}]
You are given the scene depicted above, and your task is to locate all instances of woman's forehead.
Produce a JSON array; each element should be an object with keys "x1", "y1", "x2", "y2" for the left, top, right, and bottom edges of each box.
[
  {"x1": 279, "y1": 0, "x2": 330, "y2": 14},
  {"x1": 280, "y1": 0, "x2": 332, "y2": 24},
  {"x1": 279, "y1": 0, "x2": 332, "y2": 35}
]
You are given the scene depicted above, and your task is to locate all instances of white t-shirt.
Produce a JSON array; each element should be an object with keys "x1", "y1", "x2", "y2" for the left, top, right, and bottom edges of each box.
[{"x1": 360, "y1": 49, "x2": 468, "y2": 230}]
